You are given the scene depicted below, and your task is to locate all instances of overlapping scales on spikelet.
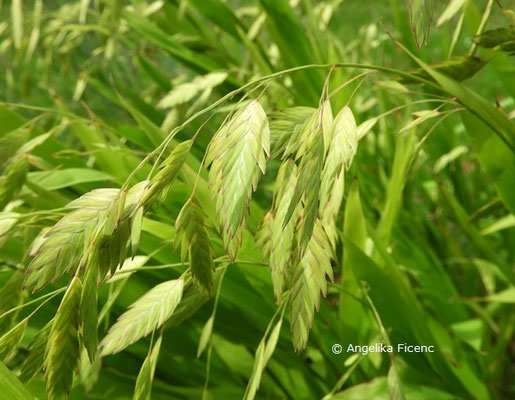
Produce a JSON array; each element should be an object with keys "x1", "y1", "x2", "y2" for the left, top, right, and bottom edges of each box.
[
  {"x1": 207, "y1": 100, "x2": 270, "y2": 260},
  {"x1": 175, "y1": 198, "x2": 215, "y2": 297},
  {"x1": 45, "y1": 277, "x2": 82, "y2": 400},
  {"x1": 269, "y1": 106, "x2": 316, "y2": 158},
  {"x1": 320, "y1": 106, "x2": 358, "y2": 246},
  {"x1": 101, "y1": 278, "x2": 184, "y2": 355},
  {"x1": 24, "y1": 188, "x2": 120, "y2": 292},
  {"x1": 289, "y1": 220, "x2": 334, "y2": 352}
]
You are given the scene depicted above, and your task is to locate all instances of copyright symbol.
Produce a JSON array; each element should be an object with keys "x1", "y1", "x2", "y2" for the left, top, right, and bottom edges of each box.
[{"x1": 332, "y1": 344, "x2": 342, "y2": 354}]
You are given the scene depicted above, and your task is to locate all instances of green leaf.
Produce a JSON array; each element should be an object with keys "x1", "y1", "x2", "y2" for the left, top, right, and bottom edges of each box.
[
  {"x1": 0, "y1": 129, "x2": 30, "y2": 164},
  {"x1": 116, "y1": 94, "x2": 166, "y2": 147},
  {"x1": 123, "y1": 11, "x2": 228, "y2": 77},
  {"x1": 437, "y1": 0, "x2": 467, "y2": 26},
  {"x1": 399, "y1": 56, "x2": 486, "y2": 84},
  {"x1": 462, "y1": 112, "x2": 515, "y2": 214},
  {"x1": 451, "y1": 319, "x2": 483, "y2": 351},
  {"x1": 16, "y1": 131, "x2": 53, "y2": 156},
  {"x1": 258, "y1": 0, "x2": 324, "y2": 103},
  {"x1": 10, "y1": 0, "x2": 23, "y2": 49},
  {"x1": 482, "y1": 287, "x2": 515, "y2": 303},
  {"x1": 101, "y1": 278, "x2": 184, "y2": 355},
  {"x1": 400, "y1": 46, "x2": 515, "y2": 151},
  {"x1": 480, "y1": 214, "x2": 515, "y2": 236},
  {"x1": 157, "y1": 72, "x2": 228, "y2": 109},
  {"x1": 0, "y1": 361, "x2": 33, "y2": 400},
  {"x1": 185, "y1": 0, "x2": 244, "y2": 39},
  {"x1": 339, "y1": 180, "x2": 367, "y2": 335},
  {"x1": 27, "y1": 168, "x2": 113, "y2": 191},
  {"x1": 45, "y1": 277, "x2": 82, "y2": 400},
  {"x1": 332, "y1": 376, "x2": 461, "y2": 399},
  {"x1": 207, "y1": 100, "x2": 270, "y2": 260}
]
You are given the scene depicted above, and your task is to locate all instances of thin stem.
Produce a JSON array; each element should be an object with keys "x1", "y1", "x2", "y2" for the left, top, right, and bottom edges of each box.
[
  {"x1": 322, "y1": 354, "x2": 364, "y2": 399},
  {"x1": 0, "y1": 286, "x2": 66, "y2": 321},
  {"x1": 448, "y1": 12, "x2": 465, "y2": 59},
  {"x1": 243, "y1": 297, "x2": 287, "y2": 399},
  {"x1": 328, "y1": 71, "x2": 375, "y2": 99},
  {"x1": 345, "y1": 74, "x2": 372, "y2": 106},
  {"x1": 118, "y1": 62, "x2": 442, "y2": 194},
  {"x1": 469, "y1": 0, "x2": 494, "y2": 56},
  {"x1": 202, "y1": 267, "x2": 227, "y2": 399}
]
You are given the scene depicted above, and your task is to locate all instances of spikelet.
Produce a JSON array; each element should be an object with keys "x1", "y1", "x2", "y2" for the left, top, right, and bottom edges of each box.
[
  {"x1": 207, "y1": 100, "x2": 270, "y2": 260},
  {"x1": 175, "y1": 199, "x2": 215, "y2": 297}
]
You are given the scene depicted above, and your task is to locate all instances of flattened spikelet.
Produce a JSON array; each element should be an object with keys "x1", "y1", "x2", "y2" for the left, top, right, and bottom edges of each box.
[
  {"x1": 24, "y1": 189, "x2": 119, "y2": 291},
  {"x1": 269, "y1": 106, "x2": 316, "y2": 158},
  {"x1": 0, "y1": 156, "x2": 28, "y2": 209},
  {"x1": 18, "y1": 319, "x2": 53, "y2": 383},
  {"x1": 24, "y1": 181, "x2": 150, "y2": 292},
  {"x1": 81, "y1": 260, "x2": 99, "y2": 362},
  {"x1": 139, "y1": 140, "x2": 192, "y2": 207},
  {"x1": 101, "y1": 278, "x2": 184, "y2": 355},
  {"x1": 282, "y1": 103, "x2": 331, "y2": 255},
  {"x1": 175, "y1": 199, "x2": 215, "y2": 297},
  {"x1": 289, "y1": 221, "x2": 333, "y2": 352},
  {"x1": 207, "y1": 100, "x2": 270, "y2": 260},
  {"x1": 320, "y1": 106, "x2": 358, "y2": 246},
  {"x1": 255, "y1": 211, "x2": 274, "y2": 260},
  {"x1": 45, "y1": 277, "x2": 82, "y2": 400},
  {"x1": 0, "y1": 271, "x2": 25, "y2": 335},
  {"x1": 133, "y1": 336, "x2": 162, "y2": 400},
  {"x1": 0, "y1": 318, "x2": 27, "y2": 361},
  {"x1": 269, "y1": 161, "x2": 298, "y2": 301}
]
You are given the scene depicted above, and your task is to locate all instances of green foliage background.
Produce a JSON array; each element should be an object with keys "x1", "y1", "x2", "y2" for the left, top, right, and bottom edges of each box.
[{"x1": 0, "y1": 0, "x2": 514, "y2": 399}]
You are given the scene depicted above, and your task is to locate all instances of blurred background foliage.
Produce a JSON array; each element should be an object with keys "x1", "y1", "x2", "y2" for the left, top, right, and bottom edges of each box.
[{"x1": 0, "y1": 0, "x2": 514, "y2": 399}]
